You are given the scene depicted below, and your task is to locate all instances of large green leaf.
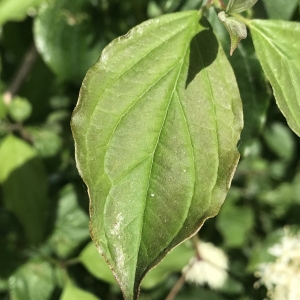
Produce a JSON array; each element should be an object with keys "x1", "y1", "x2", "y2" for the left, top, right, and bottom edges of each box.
[
  {"x1": 0, "y1": 0, "x2": 44, "y2": 26},
  {"x1": 0, "y1": 135, "x2": 49, "y2": 244},
  {"x1": 71, "y1": 11, "x2": 243, "y2": 299},
  {"x1": 34, "y1": 0, "x2": 106, "y2": 83},
  {"x1": 249, "y1": 20, "x2": 300, "y2": 136}
]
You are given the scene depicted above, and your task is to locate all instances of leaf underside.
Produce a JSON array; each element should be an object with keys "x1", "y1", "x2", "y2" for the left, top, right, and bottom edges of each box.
[
  {"x1": 71, "y1": 11, "x2": 243, "y2": 300},
  {"x1": 226, "y1": 0, "x2": 258, "y2": 14},
  {"x1": 250, "y1": 20, "x2": 300, "y2": 136}
]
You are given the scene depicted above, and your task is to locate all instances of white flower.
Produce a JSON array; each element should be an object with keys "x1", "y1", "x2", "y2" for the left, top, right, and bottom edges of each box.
[
  {"x1": 255, "y1": 229, "x2": 300, "y2": 300},
  {"x1": 182, "y1": 241, "x2": 228, "y2": 289}
]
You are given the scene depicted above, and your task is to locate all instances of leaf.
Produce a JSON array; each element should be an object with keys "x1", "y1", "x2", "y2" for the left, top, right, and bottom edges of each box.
[
  {"x1": 217, "y1": 202, "x2": 254, "y2": 248},
  {"x1": 34, "y1": 0, "x2": 106, "y2": 83},
  {"x1": 47, "y1": 184, "x2": 90, "y2": 258},
  {"x1": 0, "y1": 135, "x2": 49, "y2": 244},
  {"x1": 71, "y1": 11, "x2": 243, "y2": 300},
  {"x1": 9, "y1": 259, "x2": 56, "y2": 300},
  {"x1": 80, "y1": 242, "x2": 118, "y2": 285},
  {"x1": 263, "y1": 122, "x2": 295, "y2": 161},
  {"x1": 0, "y1": 0, "x2": 44, "y2": 26},
  {"x1": 142, "y1": 241, "x2": 194, "y2": 289},
  {"x1": 226, "y1": 0, "x2": 258, "y2": 14},
  {"x1": 262, "y1": 0, "x2": 298, "y2": 20},
  {"x1": 8, "y1": 97, "x2": 32, "y2": 123},
  {"x1": 249, "y1": 20, "x2": 300, "y2": 136},
  {"x1": 218, "y1": 12, "x2": 247, "y2": 55},
  {"x1": 209, "y1": 10, "x2": 269, "y2": 153},
  {"x1": 60, "y1": 281, "x2": 100, "y2": 300},
  {"x1": 28, "y1": 127, "x2": 63, "y2": 157}
]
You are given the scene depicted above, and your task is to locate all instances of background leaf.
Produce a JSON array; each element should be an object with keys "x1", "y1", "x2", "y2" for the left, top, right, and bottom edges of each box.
[
  {"x1": 72, "y1": 10, "x2": 242, "y2": 299},
  {"x1": 249, "y1": 19, "x2": 300, "y2": 136},
  {"x1": 226, "y1": 0, "x2": 258, "y2": 14},
  {"x1": 80, "y1": 242, "x2": 118, "y2": 285},
  {"x1": 47, "y1": 184, "x2": 90, "y2": 258},
  {"x1": 9, "y1": 259, "x2": 56, "y2": 300},
  {"x1": 0, "y1": 0, "x2": 45, "y2": 26},
  {"x1": 60, "y1": 281, "x2": 100, "y2": 300},
  {"x1": 217, "y1": 191, "x2": 254, "y2": 248},
  {"x1": 34, "y1": 0, "x2": 106, "y2": 83},
  {"x1": 141, "y1": 241, "x2": 194, "y2": 289},
  {"x1": 0, "y1": 135, "x2": 49, "y2": 244},
  {"x1": 209, "y1": 9, "x2": 270, "y2": 154},
  {"x1": 262, "y1": 0, "x2": 298, "y2": 20},
  {"x1": 263, "y1": 122, "x2": 296, "y2": 161}
]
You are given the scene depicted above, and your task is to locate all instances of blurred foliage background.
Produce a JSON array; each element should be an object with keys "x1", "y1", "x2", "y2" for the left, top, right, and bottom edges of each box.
[{"x1": 0, "y1": 0, "x2": 299, "y2": 299}]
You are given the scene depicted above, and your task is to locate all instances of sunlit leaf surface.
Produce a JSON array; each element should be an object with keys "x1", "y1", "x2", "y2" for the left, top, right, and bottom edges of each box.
[{"x1": 72, "y1": 11, "x2": 243, "y2": 299}]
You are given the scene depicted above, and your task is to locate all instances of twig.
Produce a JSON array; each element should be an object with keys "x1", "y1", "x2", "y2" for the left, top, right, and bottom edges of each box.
[
  {"x1": 164, "y1": 262, "x2": 194, "y2": 300},
  {"x1": 165, "y1": 235, "x2": 202, "y2": 300},
  {"x1": 3, "y1": 43, "x2": 38, "y2": 105}
]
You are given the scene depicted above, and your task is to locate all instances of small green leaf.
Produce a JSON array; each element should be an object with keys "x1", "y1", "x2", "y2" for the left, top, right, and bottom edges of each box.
[
  {"x1": 34, "y1": 0, "x2": 106, "y2": 83},
  {"x1": 142, "y1": 241, "x2": 194, "y2": 289},
  {"x1": 8, "y1": 97, "x2": 32, "y2": 123},
  {"x1": 28, "y1": 127, "x2": 62, "y2": 157},
  {"x1": 60, "y1": 281, "x2": 100, "y2": 300},
  {"x1": 9, "y1": 259, "x2": 55, "y2": 300},
  {"x1": 218, "y1": 12, "x2": 247, "y2": 55},
  {"x1": 226, "y1": 0, "x2": 258, "y2": 14},
  {"x1": 249, "y1": 20, "x2": 300, "y2": 136},
  {"x1": 47, "y1": 184, "x2": 89, "y2": 258},
  {"x1": 217, "y1": 203, "x2": 254, "y2": 248},
  {"x1": 79, "y1": 242, "x2": 118, "y2": 285},
  {"x1": 72, "y1": 11, "x2": 242, "y2": 299},
  {"x1": 0, "y1": 135, "x2": 49, "y2": 244},
  {"x1": 263, "y1": 123, "x2": 295, "y2": 161},
  {"x1": 0, "y1": 0, "x2": 45, "y2": 26}
]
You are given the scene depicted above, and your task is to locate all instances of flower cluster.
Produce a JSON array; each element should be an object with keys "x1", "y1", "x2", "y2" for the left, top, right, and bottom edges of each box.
[
  {"x1": 255, "y1": 229, "x2": 300, "y2": 300},
  {"x1": 182, "y1": 241, "x2": 228, "y2": 289}
]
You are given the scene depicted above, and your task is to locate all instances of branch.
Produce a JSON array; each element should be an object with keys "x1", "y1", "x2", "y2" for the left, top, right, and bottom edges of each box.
[{"x1": 3, "y1": 43, "x2": 38, "y2": 105}]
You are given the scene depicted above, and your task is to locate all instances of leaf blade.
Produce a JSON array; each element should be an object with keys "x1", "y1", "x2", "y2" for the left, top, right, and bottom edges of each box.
[
  {"x1": 249, "y1": 20, "x2": 300, "y2": 136},
  {"x1": 34, "y1": 0, "x2": 105, "y2": 83},
  {"x1": 0, "y1": 135, "x2": 49, "y2": 244},
  {"x1": 226, "y1": 0, "x2": 258, "y2": 14},
  {"x1": 72, "y1": 11, "x2": 242, "y2": 299}
]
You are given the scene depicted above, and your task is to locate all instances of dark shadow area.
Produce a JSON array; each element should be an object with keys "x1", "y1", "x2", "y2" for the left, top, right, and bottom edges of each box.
[{"x1": 185, "y1": 18, "x2": 219, "y2": 87}]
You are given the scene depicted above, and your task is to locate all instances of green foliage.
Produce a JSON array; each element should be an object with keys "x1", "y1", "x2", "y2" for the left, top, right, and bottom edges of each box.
[
  {"x1": 71, "y1": 10, "x2": 242, "y2": 299},
  {"x1": 0, "y1": 135, "x2": 49, "y2": 244},
  {"x1": 249, "y1": 19, "x2": 300, "y2": 136},
  {"x1": 0, "y1": 0, "x2": 44, "y2": 25},
  {"x1": 47, "y1": 184, "x2": 90, "y2": 258},
  {"x1": 262, "y1": 0, "x2": 298, "y2": 20},
  {"x1": 8, "y1": 97, "x2": 32, "y2": 123},
  {"x1": 9, "y1": 259, "x2": 58, "y2": 300},
  {"x1": 0, "y1": 0, "x2": 300, "y2": 300},
  {"x1": 60, "y1": 281, "x2": 100, "y2": 300},
  {"x1": 34, "y1": 0, "x2": 106, "y2": 83}
]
